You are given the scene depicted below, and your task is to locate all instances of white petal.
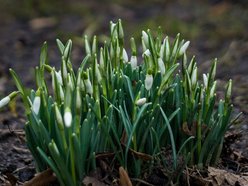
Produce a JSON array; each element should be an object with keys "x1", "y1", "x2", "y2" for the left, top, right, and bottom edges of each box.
[
  {"x1": 55, "y1": 71, "x2": 63, "y2": 85},
  {"x1": 179, "y1": 41, "x2": 190, "y2": 56},
  {"x1": 143, "y1": 49, "x2": 151, "y2": 57},
  {"x1": 142, "y1": 31, "x2": 149, "y2": 47},
  {"x1": 64, "y1": 110, "x2": 72, "y2": 128},
  {"x1": 158, "y1": 58, "x2": 165, "y2": 75},
  {"x1": 130, "y1": 56, "x2": 137, "y2": 70},
  {"x1": 136, "y1": 98, "x2": 147, "y2": 106},
  {"x1": 145, "y1": 74, "x2": 153, "y2": 90},
  {"x1": 123, "y1": 48, "x2": 128, "y2": 63},
  {"x1": 33, "y1": 96, "x2": 41, "y2": 115},
  {"x1": 84, "y1": 79, "x2": 93, "y2": 95},
  {"x1": 0, "y1": 96, "x2": 10, "y2": 108}
]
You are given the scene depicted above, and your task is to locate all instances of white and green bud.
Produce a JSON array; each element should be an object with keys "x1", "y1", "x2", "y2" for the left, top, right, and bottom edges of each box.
[
  {"x1": 130, "y1": 56, "x2": 137, "y2": 70},
  {"x1": 32, "y1": 90, "x2": 41, "y2": 115},
  {"x1": 55, "y1": 70, "x2": 63, "y2": 85},
  {"x1": 203, "y1": 74, "x2": 208, "y2": 88},
  {"x1": 64, "y1": 107, "x2": 72, "y2": 128},
  {"x1": 76, "y1": 86, "x2": 81, "y2": 111},
  {"x1": 135, "y1": 98, "x2": 147, "y2": 106},
  {"x1": 165, "y1": 36, "x2": 170, "y2": 61},
  {"x1": 143, "y1": 49, "x2": 151, "y2": 57},
  {"x1": 142, "y1": 30, "x2": 149, "y2": 47},
  {"x1": 0, "y1": 91, "x2": 18, "y2": 108},
  {"x1": 99, "y1": 47, "x2": 104, "y2": 68},
  {"x1": 59, "y1": 86, "x2": 64, "y2": 101},
  {"x1": 84, "y1": 78, "x2": 93, "y2": 95},
  {"x1": 84, "y1": 35, "x2": 91, "y2": 55},
  {"x1": 55, "y1": 103, "x2": 64, "y2": 130},
  {"x1": 210, "y1": 81, "x2": 217, "y2": 98},
  {"x1": 191, "y1": 67, "x2": 197, "y2": 88},
  {"x1": 158, "y1": 57, "x2": 165, "y2": 75},
  {"x1": 179, "y1": 41, "x2": 190, "y2": 56},
  {"x1": 145, "y1": 73, "x2": 153, "y2": 90},
  {"x1": 159, "y1": 39, "x2": 166, "y2": 59},
  {"x1": 122, "y1": 48, "x2": 128, "y2": 63}
]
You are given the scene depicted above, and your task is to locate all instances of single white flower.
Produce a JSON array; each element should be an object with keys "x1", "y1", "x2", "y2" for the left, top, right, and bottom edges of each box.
[
  {"x1": 99, "y1": 47, "x2": 104, "y2": 68},
  {"x1": 191, "y1": 67, "x2": 197, "y2": 87},
  {"x1": 145, "y1": 74, "x2": 153, "y2": 90},
  {"x1": 84, "y1": 78, "x2": 93, "y2": 95},
  {"x1": 160, "y1": 39, "x2": 166, "y2": 59},
  {"x1": 142, "y1": 31, "x2": 149, "y2": 47},
  {"x1": 210, "y1": 81, "x2": 217, "y2": 98},
  {"x1": 55, "y1": 71, "x2": 63, "y2": 85},
  {"x1": 203, "y1": 74, "x2": 208, "y2": 88},
  {"x1": 158, "y1": 57, "x2": 165, "y2": 75},
  {"x1": 179, "y1": 41, "x2": 190, "y2": 56},
  {"x1": 55, "y1": 104, "x2": 63, "y2": 130},
  {"x1": 0, "y1": 96, "x2": 10, "y2": 108},
  {"x1": 32, "y1": 96, "x2": 41, "y2": 115},
  {"x1": 143, "y1": 49, "x2": 151, "y2": 57},
  {"x1": 59, "y1": 86, "x2": 64, "y2": 101},
  {"x1": 64, "y1": 108, "x2": 72, "y2": 128},
  {"x1": 136, "y1": 98, "x2": 147, "y2": 106},
  {"x1": 122, "y1": 48, "x2": 128, "y2": 63},
  {"x1": 130, "y1": 56, "x2": 137, "y2": 70}
]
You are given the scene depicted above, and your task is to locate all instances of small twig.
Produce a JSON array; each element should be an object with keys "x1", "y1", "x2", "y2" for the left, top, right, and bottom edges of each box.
[{"x1": 131, "y1": 178, "x2": 155, "y2": 186}]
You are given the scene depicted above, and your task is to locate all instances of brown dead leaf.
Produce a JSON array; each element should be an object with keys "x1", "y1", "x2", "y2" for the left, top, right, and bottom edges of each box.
[
  {"x1": 23, "y1": 168, "x2": 56, "y2": 186},
  {"x1": 83, "y1": 176, "x2": 106, "y2": 186},
  {"x1": 208, "y1": 167, "x2": 248, "y2": 186},
  {"x1": 119, "y1": 166, "x2": 132, "y2": 186}
]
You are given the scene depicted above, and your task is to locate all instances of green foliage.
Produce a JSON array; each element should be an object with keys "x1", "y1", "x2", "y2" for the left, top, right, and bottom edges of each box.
[{"x1": 0, "y1": 20, "x2": 235, "y2": 185}]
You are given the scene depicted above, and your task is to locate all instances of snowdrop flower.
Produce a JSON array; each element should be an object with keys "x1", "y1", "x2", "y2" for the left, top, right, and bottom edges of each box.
[
  {"x1": 0, "y1": 91, "x2": 19, "y2": 108},
  {"x1": 0, "y1": 96, "x2": 10, "y2": 108},
  {"x1": 210, "y1": 81, "x2": 217, "y2": 98},
  {"x1": 32, "y1": 95, "x2": 41, "y2": 115},
  {"x1": 179, "y1": 41, "x2": 190, "y2": 56},
  {"x1": 143, "y1": 49, "x2": 151, "y2": 57},
  {"x1": 142, "y1": 30, "x2": 149, "y2": 47},
  {"x1": 203, "y1": 74, "x2": 208, "y2": 88},
  {"x1": 99, "y1": 47, "x2": 104, "y2": 68},
  {"x1": 55, "y1": 104, "x2": 63, "y2": 130},
  {"x1": 84, "y1": 78, "x2": 93, "y2": 95},
  {"x1": 158, "y1": 57, "x2": 165, "y2": 75},
  {"x1": 191, "y1": 67, "x2": 197, "y2": 87},
  {"x1": 55, "y1": 71, "x2": 63, "y2": 85},
  {"x1": 64, "y1": 107, "x2": 72, "y2": 128},
  {"x1": 136, "y1": 98, "x2": 147, "y2": 106},
  {"x1": 130, "y1": 56, "x2": 137, "y2": 70},
  {"x1": 59, "y1": 86, "x2": 64, "y2": 101},
  {"x1": 145, "y1": 74, "x2": 153, "y2": 90},
  {"x1": 122, "y1": 48, "x2": 128, "y2": 63}
]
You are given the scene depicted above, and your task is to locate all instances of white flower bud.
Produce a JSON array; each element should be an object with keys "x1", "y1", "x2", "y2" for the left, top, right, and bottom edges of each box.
[
  {"x1": 59, "y1": 86, "x2": 64, "y2": 101},
  {"x1": 64, "y1": 108, "x2": 72, "y2": 128},
  {"x1": 32, "y1": 96, "x2": 41, "y2": 115},
  {"x1": 158, "y1": 57, "x2": 165, "y2": 75},
  {"x1": 84, "y1": 78, "x2": 93, "y2": 95},
  {"x1": 99, "y1": 47, "x2": 104, "y2": 68},
  {"x1": 203, "y1": 74, "x2": 208, "y2": 88},
  {"x1": 142, "y1": 31, "x2": 149, "y2": 47},
  {"x1": 143, "y1": 49, "x2": 151, "y2": 57},
  {"x1": 55, "y1": 71, "x2": 63, "y2": 85},
  {"x1": 165, "y1": 36, "x2": 170, "y2": 62},
  {"x1": 160, "y1": 39, "x2": 166, "y2": 58},
  {"x1": 130, "y1": 56, "x2": 137, "y2": 70},
  {"x1": 210, "y1": 81, "x2": 217, "y2": 98},
  {"x1": 0, "y1": 96, "x2": 10, "y2": 108},
  {"x1": 191, "y1": 67, "x2": 197, "y2": 88},
  {"x1": 123, "y1": 48, "x2": 128, "y2": 63},
  {"x1": 55, "y1": 104, "x2": 64, "y2": 130},
  {"x1": 179, "y1": 41, "x2": 190, "y2": 56},
  {"x1": 136, "y1": 98, "x2": 147, "y2": 106},
  {"x1": 145, "y1": 74, "x2": 153, "y2": 90}
]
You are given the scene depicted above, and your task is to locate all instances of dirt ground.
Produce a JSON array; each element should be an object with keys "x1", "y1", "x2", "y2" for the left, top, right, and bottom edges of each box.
[{"x1": 0, "y1": 0, "x2": 248, "y2": 185}]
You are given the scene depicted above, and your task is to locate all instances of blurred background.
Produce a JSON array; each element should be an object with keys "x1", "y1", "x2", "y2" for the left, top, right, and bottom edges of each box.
[{"x1": 0, "y1": 0, "x2": 247, "y2": 113}]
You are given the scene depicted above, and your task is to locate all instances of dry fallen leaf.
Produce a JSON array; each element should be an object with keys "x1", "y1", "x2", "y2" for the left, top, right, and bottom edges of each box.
[
  {"x1": 83, "y1": 176, "x2": 106, "y2": 186},
  {"x1": 208, "y1": 167, "x2": 248, "y2": 186},
  {"x1": 119, "y1": 166, "x2": 132, "y2": 186},
  {"x1": 23, "y1": 168, "x2": 56, "y2": 186}
]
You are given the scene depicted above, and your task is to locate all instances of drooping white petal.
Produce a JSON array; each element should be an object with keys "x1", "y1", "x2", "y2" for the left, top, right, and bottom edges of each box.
[
  {"x1": 136, "y1": 98, "x2": 147, "y2": 106},
  {"x1": 143, "y1": 49, "x2": 151, "y2": 57},
  {"x1": 142, "y1": 31, "x2": 149, "y2": 47},
  {"x1": 203, "y1": 74, "x2": 208, "y2": 88},
  {"x1": 0, "y1": 96, "x2": 10, "y2": 108},
  {"x1": 179, "y1": 41, "x2": 190, "y2": 56},
  {"x1": 32, "y1": 96, "x2": 41, "y2": 115},
  {"x1": 158, "y1": 58, "x2": 165, "y2": 75},
  {"x1": 84, "y1": 79, "x2": 93, "y2": 95},
  {"x1": 145, "y1": 74, "x2": 153, "y2": 90},
  {"x1": 130, "y1": 56, "x2": 137, "y2": 70},
  {"x1": 64, "y1": 109, "x2": 72, "y2": 128},
  {"x1": 55, "y1": 71, "x2": 63, "y2": 85},
  {"x1": 122, "y1": 48, "x2": 128, "y2": 63}
]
